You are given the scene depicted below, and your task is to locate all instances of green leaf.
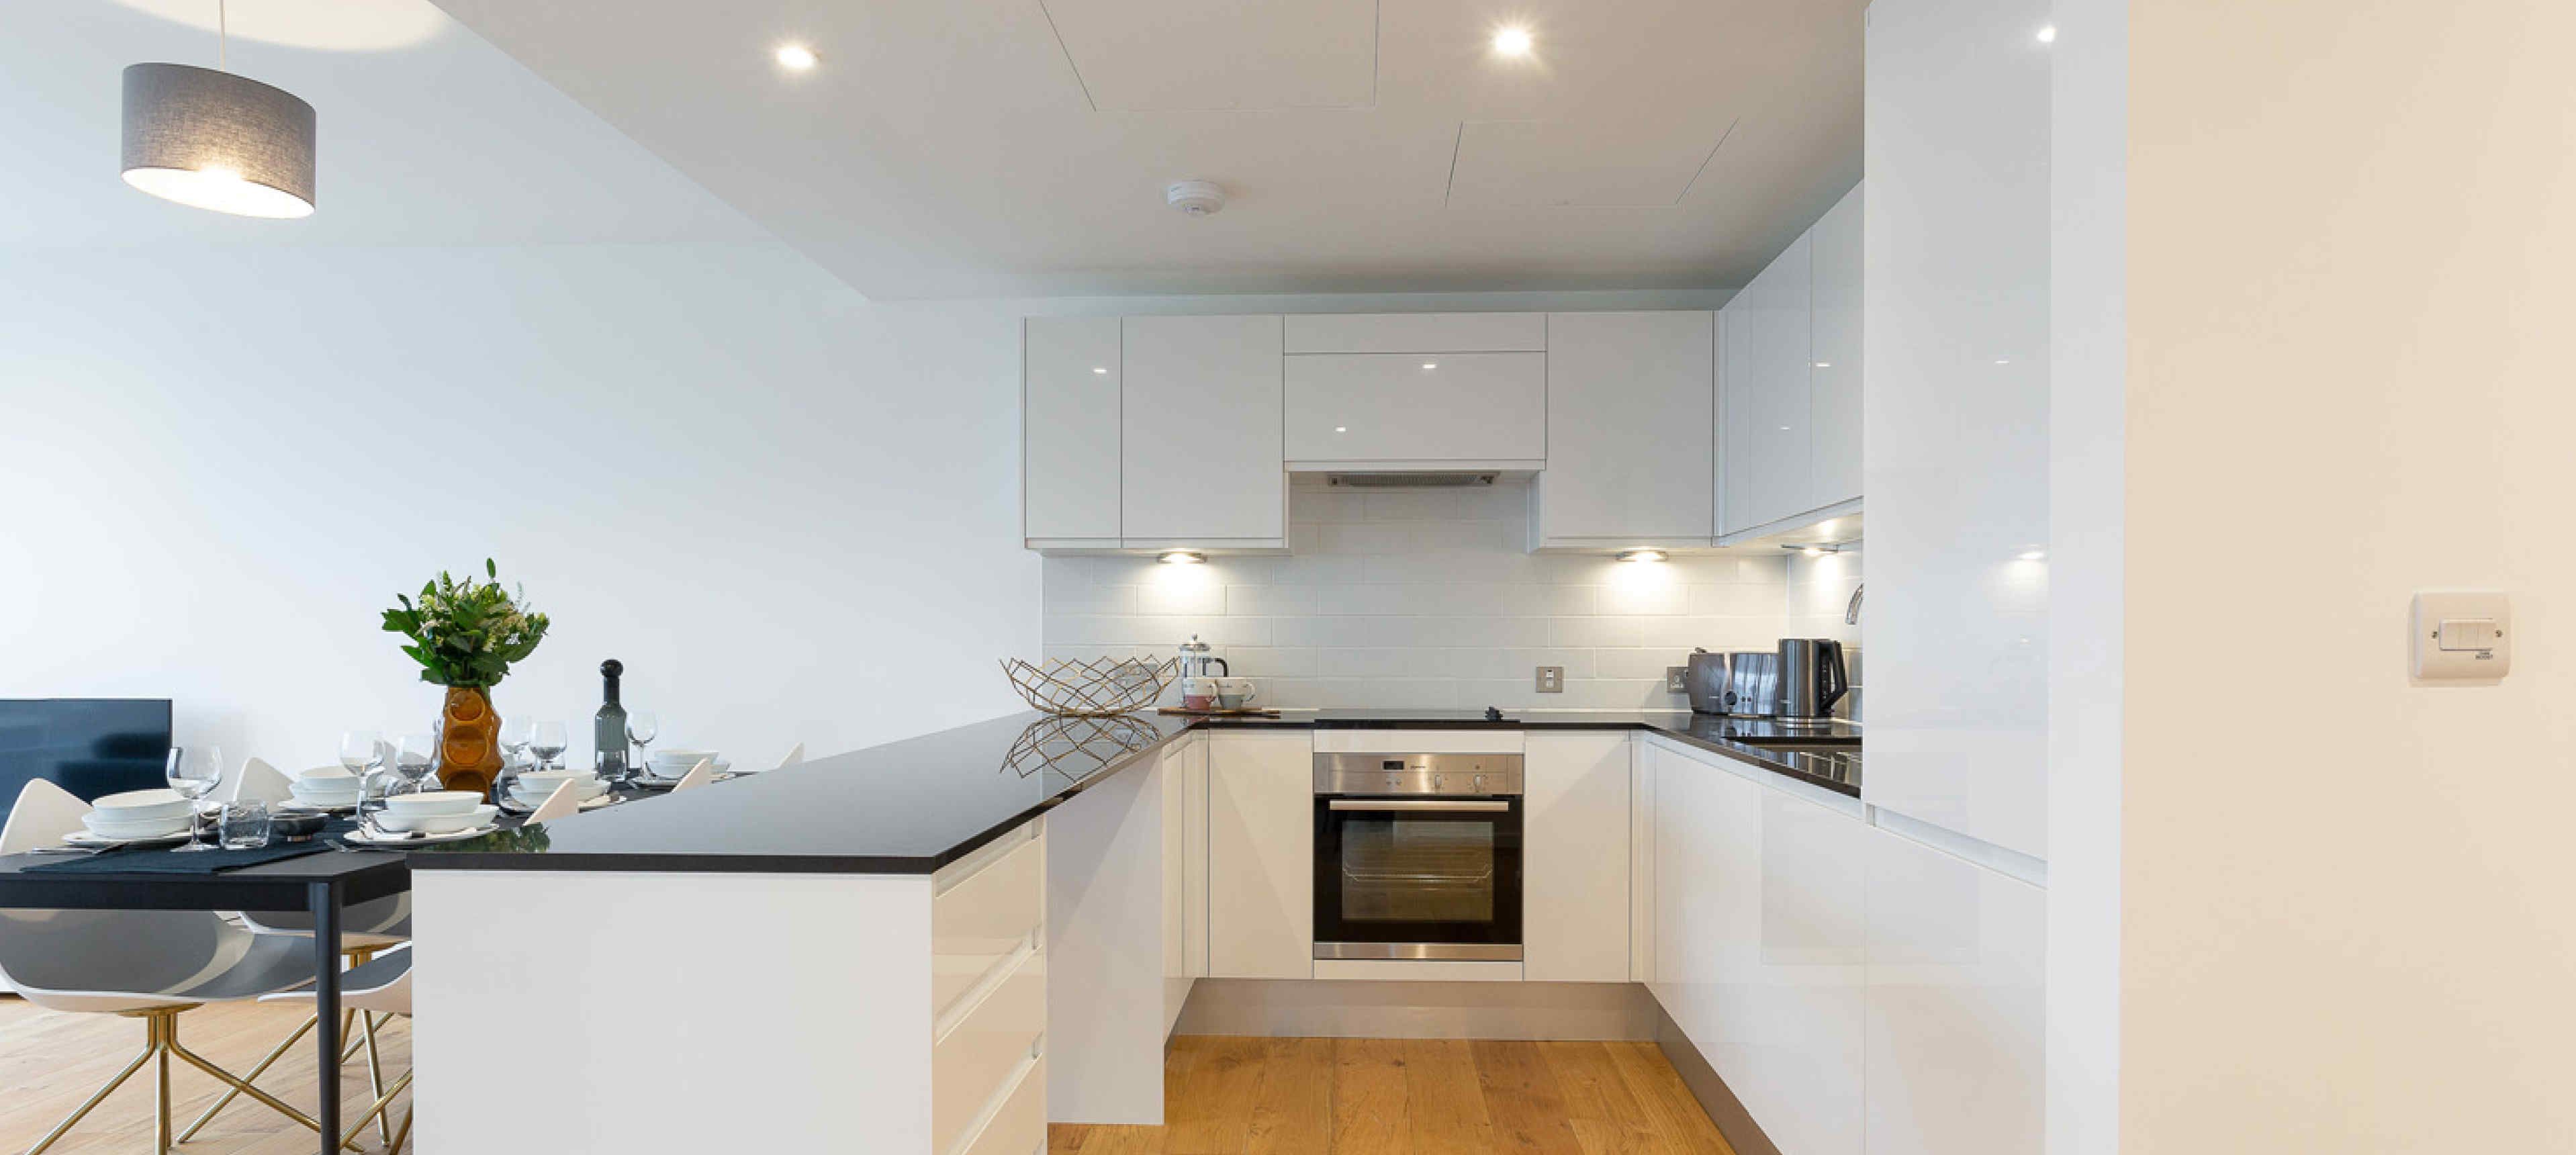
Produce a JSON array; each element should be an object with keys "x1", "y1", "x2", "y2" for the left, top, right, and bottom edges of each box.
[{"x1": 486, "y1": 558, "x2": 498, "y2": 580}]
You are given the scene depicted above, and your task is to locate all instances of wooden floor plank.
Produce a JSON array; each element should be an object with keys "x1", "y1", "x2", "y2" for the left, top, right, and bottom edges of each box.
[
  {"x1": 1471, "y1": 1040, "x2": 1589, "y2": 1154},
  {"x1": 1402, "y1": 1037, "x2": 1500, "y2": 1155},
  {"x1": 1329, "y1": 1037, "x2": 1411, "y2": 1155},
  {"x1": 1244, "y1": 1037, "x2": 1333, "y2": 1155},
  {"x1": 1604, "y1": 1041, "x2": 1738, "y2": 1155},
  {"x1": 1543, "y1": 1041, "x2": 1671, "y2": 1155},
  {"x1": 1162, "y1": 1035, "x2": 1268, "y2": 1154}
]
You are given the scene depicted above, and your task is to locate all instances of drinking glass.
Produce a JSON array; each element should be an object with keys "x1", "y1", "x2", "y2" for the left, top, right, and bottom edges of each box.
[
  {"x1": 625, "y1": 712, "x2": 659, "y2": 776},
  {"x1": 529, "y1": 721, "x2": 569, "y2": 772},
  {"x1": 218, "y1": 800, "x2": 271, "y2": 849},
  {"x1": 499, "y1": 717, "x2": 534, "y2": 767},
  {"x1": 392, "y1": 733, "x2": 436, "y2": 792},
  {"x1": 336, "y1": 729, "x2": 383, "y2": 808},
  {"x1": 165, "y1": 745, "x2": 222, "y2": 852}
]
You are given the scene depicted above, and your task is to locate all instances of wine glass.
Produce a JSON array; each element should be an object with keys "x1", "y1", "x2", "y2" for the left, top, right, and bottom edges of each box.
[
  {"x1": 165, "y1": 745, "x2": 222, "y2": 852},
  {"x1": 338, "y1": 729, "x2": 382, "y2": 801},
  {"x1": 390, "y1": 733, "x2": 436, "y2": 804},
  {"x1": 499, "y1": 717, "x2": 534, "y2": 767},
  {"x1": 529, "y1": 721, "x2": 568, "y2": 773},
  {"x1": 625, "y1": 712, "x2": 659, "y2": 778}
]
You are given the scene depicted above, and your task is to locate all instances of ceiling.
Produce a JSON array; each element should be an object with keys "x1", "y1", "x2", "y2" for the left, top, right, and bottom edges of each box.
[
  {"x1": 0, "y1": 0, "x2": 765, "y2": 248},
  {"x1": 426, "y1": 0, "x2": 1867, "y2": 298}
]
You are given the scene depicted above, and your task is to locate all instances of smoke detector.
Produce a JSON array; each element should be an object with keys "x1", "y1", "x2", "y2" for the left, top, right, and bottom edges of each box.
[{"x1": 1165, "y1": 180, "x2": 1226, "y2": 218}]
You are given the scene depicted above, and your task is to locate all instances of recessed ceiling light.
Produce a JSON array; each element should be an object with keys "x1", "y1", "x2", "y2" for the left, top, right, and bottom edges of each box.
[
  {"x1": 2035, "y1": 26, "x2": 2058, "y2": 43},
  {"x1": 1491, "y1": 26, "x2": 1534, "y2": 57},
  {"x1": 775, "y1": 43, "x2": 819, "y2": 71},
  {"x1": 1334, "y1": 426, "x2": 1348, "y2": 433}
]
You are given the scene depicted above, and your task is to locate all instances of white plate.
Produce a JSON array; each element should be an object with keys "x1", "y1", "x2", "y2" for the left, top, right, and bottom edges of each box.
[
  {"x1": 62, "y1": 831, "x2": 192, "y2": 849},
  {"x1": 383, "y1": 790, "x2": 484, "y2": 818},
  {"x1": 278, "y1": 800, "x2": 359, "y2": 815},
  {"x1": 342, "y1": 823, "x2": 501, "y2": 846},
  {"x1": 375, "y1": 804, "x2": 498, "y2": 834},
  {"x1": 82, "y1": 817, "x2": 191, "y2": 839}
]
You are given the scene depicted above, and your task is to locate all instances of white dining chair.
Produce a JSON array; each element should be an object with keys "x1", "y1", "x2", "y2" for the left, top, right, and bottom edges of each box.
[
  {"x1": 671, "y1": 757, "x2": 717, "y2": 792},
  {"x1": 264, "y1": 945, "x2": 416, "y2": 1155},
  {"x1": 526, "y1": 779, "x2": 586, "y2": 822},
  {"x1": 197, "y1": 755, "x2": 410, "y2": 1145},
  {"x1": 0, "y1": 780, "x2": 347, "y2": 1155},
  {"x1": 217, "y1": 756, "x2": 295, "y2": 804},
  {"x1": 776, "y1": 742, "x2": 806, "y2": 770}
]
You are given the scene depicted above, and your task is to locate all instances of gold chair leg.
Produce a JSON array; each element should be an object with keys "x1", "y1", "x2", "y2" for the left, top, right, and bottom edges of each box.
[
  {"x1": 175, "y1": 1010, "x2": 318, "y2": 1142},
  {"x1": 152, "y1": 1012, "x2": 173, "y2": 1155},
  {"x1": 163, "y1": 1019, "x2": 366, "y2": 1153},
  {"x1": 387, "y1": 1105, "x2": 415, "y2": 1155},
  {"x1": 337, "y1": 1068, "x2": 415, "y2": 1149},
  {"x1": 21, "y1": 1028, "x2": 156, "y2": 1155},
  {"x1": 361, "y1": 1008, "x2": 392, "y2": 1143}
]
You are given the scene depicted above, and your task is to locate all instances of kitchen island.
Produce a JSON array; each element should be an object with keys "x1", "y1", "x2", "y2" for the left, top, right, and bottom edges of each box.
[{"x1": 406, "y1": 707, "x2": 1857, "y2": 1154}]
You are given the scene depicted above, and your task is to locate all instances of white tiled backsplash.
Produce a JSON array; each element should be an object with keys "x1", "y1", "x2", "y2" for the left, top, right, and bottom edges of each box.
[{"x1": 1042, "y1": 479, "x2": 1864, "y2": 711}]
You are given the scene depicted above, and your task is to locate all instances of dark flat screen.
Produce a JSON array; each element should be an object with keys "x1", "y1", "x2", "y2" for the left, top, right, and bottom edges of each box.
[{"x1": 0, "y1": 699, "x2": 173, "y2": 808}]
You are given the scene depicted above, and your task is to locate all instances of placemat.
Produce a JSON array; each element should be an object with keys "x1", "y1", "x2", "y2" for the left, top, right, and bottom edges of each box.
[{"x1": 27, "y1": 819, "x2": 359, "y2": 875}]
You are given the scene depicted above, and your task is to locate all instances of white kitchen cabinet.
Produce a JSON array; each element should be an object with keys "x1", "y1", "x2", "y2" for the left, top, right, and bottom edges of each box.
[
  {"x1": 1720, "y1": 232, "x2": 1816, "y2": 537},
  {"x1": 1204, "y1": 731, "x2": 1312, "y2": 978},
  {"x1": 1522, "y1": 733, "x2": 1631, "y2": 982},
  {"x1": 1864, "y1": 0, "x2": 2050, "y2": 860},
  {"x1": 1023, "y1": 316, "x2": 1122, "y2": 547},
  {"x1": 1160, "y1": 737, "x2": 1208, "y2": 1036},
  {"x1": 1119, "y1": 315, "x2": 1285, "y2": 546},
  {"x1": 1649, "y1": 741, "x2": 1864, "y2": 1155},
  {"x1": 1809, "y1": 184, "x2": 1864, "y2": 510},
  {"x1": 1863, "y1": 825, "x2": 2044, "y2": 1155},
  {"x1": 1283, "y1": 312, "x2": 1545, "y2": 354},
  {"x1": 1535, "y1": 311, "x2": 1718, "y2": 548},
  {"x1": 1285, "y1": 353, "x2": 1546, "y2": 466}
]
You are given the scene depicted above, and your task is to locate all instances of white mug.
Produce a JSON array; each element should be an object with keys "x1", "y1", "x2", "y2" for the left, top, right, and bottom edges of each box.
[
  {"x1": 1215, "y1": 678, "x2": 1258, "y2": 710},
  {"x1": 1181, "y1": 676, "x2": 1220, "y2": 710}
]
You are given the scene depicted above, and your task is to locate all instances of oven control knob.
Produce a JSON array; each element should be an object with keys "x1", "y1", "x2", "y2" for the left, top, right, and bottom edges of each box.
[{"x1": 1475, "y1": 774, "x2": 1486, "y2": 791}]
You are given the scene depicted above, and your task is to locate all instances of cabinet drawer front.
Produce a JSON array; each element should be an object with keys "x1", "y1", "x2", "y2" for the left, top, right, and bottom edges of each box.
[
  {"x1": 1285, "y1": 312, "x2": 1546, "y2": 353},
  {"x1": 961, "y1": 1052, "x2": 1047, "y2": 1155},
  {"x1": 933, "y1": 951, "x2": 1046, "y2": 1155},
  {"x1": 1285, "y1": 353, "x2": 1545, "y2": 463},
  {"x1": 932, "y1": 831, "x2": 1045, "y2": 1020}
]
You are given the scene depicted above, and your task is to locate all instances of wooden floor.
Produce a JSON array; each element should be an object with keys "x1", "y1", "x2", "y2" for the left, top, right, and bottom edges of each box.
[
  {"x1": 1, "y1": 997, "x2": 1731, "y2": 1155},
  {"x1": 0, "y1": 995, "x2": 411, "y2": 1154},
  {"x1": 1052, "y1": 1035, "x2": 1737, "y2": 1155}
]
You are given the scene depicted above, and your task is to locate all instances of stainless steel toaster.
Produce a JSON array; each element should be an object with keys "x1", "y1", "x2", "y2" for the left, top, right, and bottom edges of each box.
[{"x1": 1684, "y1": 649, "x2": 1779, "y2": 716}]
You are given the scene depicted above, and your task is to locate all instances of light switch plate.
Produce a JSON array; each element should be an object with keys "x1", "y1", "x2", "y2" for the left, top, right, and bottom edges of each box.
[
  {"x1": 2411, "y1": 592, "x2": 2511, "y2": 684},
  {"x1": 1666, "y1": 667, "x2": 1689, "y2": 693},
  {"x1": 1536, "y1": 666, "x2": 1564, "y2": 694}
]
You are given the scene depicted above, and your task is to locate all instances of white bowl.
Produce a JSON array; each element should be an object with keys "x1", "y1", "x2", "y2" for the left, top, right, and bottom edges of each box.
[
  {"x1": 512, "y1": 777, "x2": 606, "y2": 804},
  {"x1": 649, "y1": 749, "x2": 715, "y2": 766},
  {"x1": 383, "y1": 790, "x2": 483, "y2": 818},
  {"x1": 290, "y1": 778, "x2": 363, "y2": 798},
  {"x1": 374, "y1": 804, "x2": 497, "y2": 835},
  {"x1": 514, "y1": 768, "x2": 598, "y2": 788},
  {"x1": 83, "y1": 811, "x2": 190, "y2": 839},
  {"x1": 91, "y1": 789, "x2": 193, "y2": 821},
  {"x1": 297, "y1": 766, "x2": 359, "y2": 782}
]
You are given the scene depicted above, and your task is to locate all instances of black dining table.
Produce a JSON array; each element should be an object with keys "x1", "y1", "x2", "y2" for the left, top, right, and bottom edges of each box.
[{"x1": 0, "y1": 845, "x2": 409, "y2": 1155}]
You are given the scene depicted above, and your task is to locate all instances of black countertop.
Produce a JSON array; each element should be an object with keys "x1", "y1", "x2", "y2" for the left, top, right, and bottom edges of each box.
[{"x1": 410, "y1": 708, "x2": 1859, "y2": 876}]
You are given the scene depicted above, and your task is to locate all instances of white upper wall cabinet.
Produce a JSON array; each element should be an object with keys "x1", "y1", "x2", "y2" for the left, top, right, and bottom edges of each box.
[
  {"x1": 1536, "y1": 311, "x2": 1718, "y2": 547},
  {"x1": 1024, "y1": 317, "x2": 1123, "y2": 545},
  {"x1": 1720, "y1": 232, "x2": 1816, "y2": 536},
  {"x1": 1809, "y1": 185, "x2": 1864, "y2": 509},
  {"x1": 1283, "y1": 312, "x2": 1547, "y2": 354},
  {"x1": 1864, "y1": 0, "x2": 2050, "y2": 860},
  {"x1": 1285, "y1": 353, "x2": 1546, "y2": 466},
  {"x1": 1119, "y1": 315, "x2": 1286, "y2": 545}
]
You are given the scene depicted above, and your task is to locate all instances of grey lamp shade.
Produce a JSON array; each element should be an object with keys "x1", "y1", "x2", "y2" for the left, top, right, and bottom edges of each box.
[{"x1": 120, "y1": 62, "x2": 316, "y2": 219}]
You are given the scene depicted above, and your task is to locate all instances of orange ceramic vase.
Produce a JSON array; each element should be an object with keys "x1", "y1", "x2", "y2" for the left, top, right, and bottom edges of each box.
[{"x1": 434, "y1": 686, "x2": 504, "y2": 800}]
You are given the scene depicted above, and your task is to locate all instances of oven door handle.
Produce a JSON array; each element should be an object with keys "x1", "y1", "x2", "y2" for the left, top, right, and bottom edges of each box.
[{"x1": 1326, "y1": 798, "x2": 1514, "y2": 813}]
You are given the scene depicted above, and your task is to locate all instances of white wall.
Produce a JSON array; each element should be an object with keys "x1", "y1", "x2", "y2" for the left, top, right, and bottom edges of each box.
[
  {"x1": 0, "y1": 241, "x2": 1038, "y2": 769},
  {"x1": 2111, "y1": 1, "x2": 2576, "y2": 1149},
  {"x1": 1042, "y1": 479, "x2": 1855, "y2": 710}
]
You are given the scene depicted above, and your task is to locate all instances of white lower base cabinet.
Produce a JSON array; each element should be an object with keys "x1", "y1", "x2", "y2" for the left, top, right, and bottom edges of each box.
[
  {"x1": 1524, "y1": 733, "x2": 1632, "y2": 982},
  {"x1": 1861, "y1": 826, "x2": 2043, "y2": 1155},
  {"x1": 1645, "y1": 740, "x2": 2042, "y2": 1155},
  {"x1": 1205, "y1": 732, "x2": 1314, "y2": 978}
]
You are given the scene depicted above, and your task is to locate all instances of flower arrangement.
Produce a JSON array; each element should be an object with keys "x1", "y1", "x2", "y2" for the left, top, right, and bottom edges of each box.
[{"x1": 381, "y1": 559, "x2": 551, "y2": 688}]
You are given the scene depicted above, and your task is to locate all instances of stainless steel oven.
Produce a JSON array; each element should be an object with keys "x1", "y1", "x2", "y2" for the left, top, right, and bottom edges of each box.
[{"x1": 1312, "y1": 751, "x2": 1523, "y2": 962}]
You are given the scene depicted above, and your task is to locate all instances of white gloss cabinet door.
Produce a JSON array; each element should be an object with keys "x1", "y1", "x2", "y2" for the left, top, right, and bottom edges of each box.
[
  {"x1": 1650, "y1": 744, "x2": 1864, "y2": 1155},
  {"x1": 1538, "y1": 311, "x2": 1717, "y2": 545},
  {"x1": 1283, "y1": 312, "x2": 1546, "y2": 354},
  {"x1": 1205, "y1": 732, "x2": 1312, "y2": 978},
  {"x1": 1864, "y1": 0, "x2": 2052, "y2": 860},
  {"x1": 1720, "y1": 232, "x2": 1814, "y2": 535},
  {"x1": 1023, "y1": 317, "x2": 1121, "y2": 544},
  {"x1": 1522, "y1": 733, "x2": 1630, "y2": 982},
  {"x1": 1863, "y1": 825, "x2": 2044, "y2": 1155},
  {"x1": 1285, "y1": 353, "x2": 1546, "y2": 464},
  {"x1": 1808, "y1": 184, "x2": 1864, "y2": 510},
  {"x1": 1120, "y1": 315, "x2": 1285, "y2": 544}
]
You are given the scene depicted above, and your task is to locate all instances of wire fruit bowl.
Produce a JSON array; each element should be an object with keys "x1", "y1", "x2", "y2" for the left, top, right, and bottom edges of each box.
[{"x1": 999, "y1": 655, "x2": 1179, "y2": 717}]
